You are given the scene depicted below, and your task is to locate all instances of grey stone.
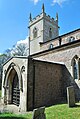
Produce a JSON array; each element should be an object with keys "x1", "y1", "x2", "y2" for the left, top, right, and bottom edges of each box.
[
  {"x1": 67, "y1": 86, "x2": 75, "y2": 107},
  {"x1": 32, "y1": 107, "x2": 46, "y2": 119}
]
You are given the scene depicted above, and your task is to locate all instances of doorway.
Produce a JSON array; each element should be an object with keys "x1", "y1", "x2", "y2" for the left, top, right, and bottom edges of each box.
[{"x1": 12, "y1": 72, "x2": 20, "y2": 106}]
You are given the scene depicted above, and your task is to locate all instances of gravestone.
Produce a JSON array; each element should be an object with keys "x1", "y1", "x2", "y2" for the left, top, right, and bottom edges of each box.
[
  {"x1": 67, "y1": 86, "x2": 75, "y2": 107},
  {"x1": 32, "y1": 107, "x2": 46, "y2": 119}
]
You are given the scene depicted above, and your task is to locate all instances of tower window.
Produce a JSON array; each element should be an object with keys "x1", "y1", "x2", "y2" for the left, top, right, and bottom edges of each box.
[
  {"x1": 33, "y1": 27, "x2": 37, "y2": 38},
  {"x1": 49, "y1": 28, "x2": 52, "y2": 38}
]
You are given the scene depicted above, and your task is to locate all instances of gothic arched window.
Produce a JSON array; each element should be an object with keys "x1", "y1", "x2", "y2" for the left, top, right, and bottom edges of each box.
[
  {"x1": 33, "y1": 27, "x2": 37, "y2": 38},
  {"x1": 49, "y1": 43, "x2": 54, "y2": 49},
  {"x1": 68, "y1": 36, "x2": 75, "y2": 42},
  {"x1": 49, "y1": 28, "x2": 52, "y2": 38},
  {"x1": 73, "y1": 60, "x2": 78, "y2": 79},
  {"x1": 71, "y1": 55, "x2": 80, "y2": 80}
]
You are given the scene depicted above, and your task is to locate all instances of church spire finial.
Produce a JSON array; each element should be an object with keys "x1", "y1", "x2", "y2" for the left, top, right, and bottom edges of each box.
[
  {"x1": 42, "y1": 3, "x2": 45, "y2": 13},
  {"x1": 56, "y1": 12, "x2": 58, "y2": 21},
  {"x1": 29, "y1": 13, "x2": 32, "y2": 21}
]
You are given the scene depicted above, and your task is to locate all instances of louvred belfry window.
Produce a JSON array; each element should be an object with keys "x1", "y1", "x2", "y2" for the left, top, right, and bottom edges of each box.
[
  {"x1": 33, "y1": 27, "x2": 37, "y2": 38},
  {"x1": 49, "y1": 28, "x2": 52, "y2": 38}
]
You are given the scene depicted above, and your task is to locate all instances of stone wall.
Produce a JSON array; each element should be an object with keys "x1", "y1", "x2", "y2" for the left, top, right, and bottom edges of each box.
[
  {"x1": 33, "y1": 60, "x2": 64, "y2": 108},
  {"x1": 27, "y1": 58, "x2": 34, "y2": 110},
  {"x1": 40, "y1": 29, "x2": 80, "y2": 51},
  {"x1": 27, "y1": 58, "x2": 67, "y2": 111},
  {"x1": 33, "y1": 41, "x2": 80, "y2": 75},
  {"x1": 32, "y1": 41, "x2": 80, "y2": 100},
  {"x1": 2, "y1": 57, "x2": 28, "y2": 112}
]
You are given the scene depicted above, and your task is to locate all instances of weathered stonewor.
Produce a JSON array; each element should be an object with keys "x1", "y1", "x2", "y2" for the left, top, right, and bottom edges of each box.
[
  {"x1": 67, "y1": 86, "x2": 75, "y2": 107},
  {"x1": 32, "y1": 107, "x2": 46, "y2": 119}
]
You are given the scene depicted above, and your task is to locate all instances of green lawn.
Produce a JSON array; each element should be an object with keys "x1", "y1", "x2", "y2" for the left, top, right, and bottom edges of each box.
[
  {"x1": 0, "y1": 103, "x2": 80, "y2": 119},
  {"x1": 46, "y1": 103, "x2": 80, "y2": 119},
  {"x1": 0, "y1": 112, "x2": 32, "y2": 119}
]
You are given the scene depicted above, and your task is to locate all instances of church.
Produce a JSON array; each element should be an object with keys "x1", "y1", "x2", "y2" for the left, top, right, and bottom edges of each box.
[{"x1": 2, "y1": 4, "x2": 80, "y2": 112}]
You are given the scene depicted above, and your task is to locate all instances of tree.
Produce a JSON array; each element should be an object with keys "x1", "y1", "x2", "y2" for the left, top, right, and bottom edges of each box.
[
  {"x1": 4, "y1": 49, "x2": 12, "y2": 59},
  {"x1": 0, "y1": 38, "x2": 29, "y2": 89},
  {"x1": 0, "y1": 54, "x2": 8, "y2": 89},
  {"x1": 11, "y1": 40, "x2": 28, "y2": 56}
]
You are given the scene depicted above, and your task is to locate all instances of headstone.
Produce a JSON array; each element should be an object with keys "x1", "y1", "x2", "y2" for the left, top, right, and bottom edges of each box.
[
  {"x1": 67, "y1": 86, "x2": 75, "y2": 107},
  {"x1": 32, "y1": 107, "x2": 46, "y2": 119}
]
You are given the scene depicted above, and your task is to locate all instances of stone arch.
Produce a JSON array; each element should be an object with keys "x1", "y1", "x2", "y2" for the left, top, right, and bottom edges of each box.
[
  {"x1": 3, "y1": 62, "x2": 23, "y2": 105},
  {"x1": 3, "y1": 62, "x2": 23, "y2": 91},
  {"x1": 71, "y1": 55, "x2": 80, "y2": 80},
  {"x1": 33, "y1": 27, "x2": 38, "y2": 38},
  {"x1": 49, "y1": 43, "x2": 54, "y2": 49},
  {"x1": 68, "y1": 36, "x2": 75, "y2": 42},
  {"x1": 71, "y1": 55, "x2": 79, "y2": 66}
]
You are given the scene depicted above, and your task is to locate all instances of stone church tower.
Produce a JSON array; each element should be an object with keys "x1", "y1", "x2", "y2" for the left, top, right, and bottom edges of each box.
[{"x1": 28, "y1": 4, "x2": 59, "y2": 55}]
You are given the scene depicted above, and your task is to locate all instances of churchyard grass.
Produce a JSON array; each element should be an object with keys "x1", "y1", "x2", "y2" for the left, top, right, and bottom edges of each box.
[
  {"x1": 46, "y1": 103, "x2": 80, "y2": 119},
  {"x1": 0, "y1": 103, "x2": 80, "y2": 119},
  {"x1": 0, "y1": 112, "x2": 32, "y2": 119}
]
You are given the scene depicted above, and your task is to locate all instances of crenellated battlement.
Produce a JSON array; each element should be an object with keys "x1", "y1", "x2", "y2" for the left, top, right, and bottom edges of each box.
[{"x1": 29, "y1": 12, "x2": 58, "y2": 27}]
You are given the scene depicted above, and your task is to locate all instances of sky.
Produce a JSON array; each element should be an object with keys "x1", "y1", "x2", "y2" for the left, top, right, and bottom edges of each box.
[{"x1": 0, "y1": 0, "x2": 80, "y2": 53}]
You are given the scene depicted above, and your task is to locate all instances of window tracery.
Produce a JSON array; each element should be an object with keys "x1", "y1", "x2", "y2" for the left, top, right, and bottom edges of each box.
[
  {"x1": 71, "y1": 55, "x2": 80, "y2": 80},
  {"x1": 49, "y1": 43, "x2": 54, "y2": 49},
  {"x1": 68, "y1": 36, "x2": 75, "y2": 42},
  {"x1": 49, "y1": 28, "x2": 52, "y2": 38},
  {"x1": 33, "y1": 27, "x2": 37, "y2": 38}
]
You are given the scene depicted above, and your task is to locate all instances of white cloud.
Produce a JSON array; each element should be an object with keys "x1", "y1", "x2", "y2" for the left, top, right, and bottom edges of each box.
[
  {"x1": 31, "y1": 0, "x2": 39, "y2": 5},
  {"x1": 11, "y1": 37, "x2": 29, "y2": 56},
  {"x1": 30, "y1": 0, "x2": 68, "y2": 6},
  {"x1": 52, "y1": 0, "x2": 68, "y2": 6},
  {"x1": 17, "y1": 36, "x2": 29, "y2": 45}
]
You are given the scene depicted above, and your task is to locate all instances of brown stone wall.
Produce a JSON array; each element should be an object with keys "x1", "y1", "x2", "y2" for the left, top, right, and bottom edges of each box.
[
  {"x1": 28, "y1": 41, "x2": 80, "y2": 110},
  {"x1": 32, "y1": 42, "x2": 80, "y2": 101},
  {"x1": 34, "y1": 43, "x2": 80, "y2": 74},
  {"x1": 27, "y1": 58, "x2": 67, "y2": 110},
  {"x1": 27, "y1": 58, "x2": 34, "y2": 111},
  {"x1": 33, "y1": 60, "x2": 64, "y2": 108}
]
